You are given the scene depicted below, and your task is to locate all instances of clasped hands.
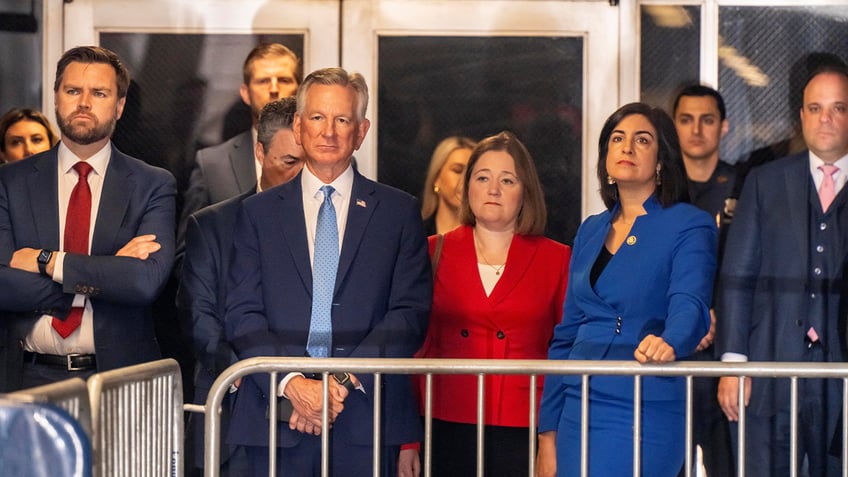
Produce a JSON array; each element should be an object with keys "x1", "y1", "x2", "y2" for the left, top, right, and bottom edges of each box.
[{"x1": 284, "y1": 373, "x2": 360, "y2": 435}]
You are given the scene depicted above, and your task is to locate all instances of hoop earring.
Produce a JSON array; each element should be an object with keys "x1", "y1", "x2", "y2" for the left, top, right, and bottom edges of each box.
[{"x1": 607, "y1": 175, "x2": 616, "y2": 185}]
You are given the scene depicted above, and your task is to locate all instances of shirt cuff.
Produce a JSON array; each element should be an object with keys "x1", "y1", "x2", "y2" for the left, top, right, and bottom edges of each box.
[
  {"x1": 53, "y1": 251, "x2": 66, "y2": 283},
  {"x1": 278, "y1": 372, "x2": 304, "y2": 398},
  {"x1": 721, "y1": 352, "x2": 748, "y2": 362},
  {"x1": 401, "y1": 442, "x2": 421, "y2": 452}
]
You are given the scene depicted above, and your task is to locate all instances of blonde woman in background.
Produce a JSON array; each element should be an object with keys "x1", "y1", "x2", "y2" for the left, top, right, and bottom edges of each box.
[{"x1": 421, "y1": 136, "x2": 477, "y2": 235}]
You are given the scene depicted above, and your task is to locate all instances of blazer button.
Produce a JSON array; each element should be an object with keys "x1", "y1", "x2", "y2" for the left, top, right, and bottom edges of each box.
[
  {"x1": 496, "y1": 331, "x2": 505, "y2": 340},
  {"x1": 460, "y1": 329, "x2": 469, "y2": 338},
  {"x1": 796, "y1": 320, "x2": 803, "y2": 327}
]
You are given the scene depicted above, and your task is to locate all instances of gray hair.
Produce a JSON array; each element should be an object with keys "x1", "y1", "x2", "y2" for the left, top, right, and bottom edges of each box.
[{"x1": 296, "y1": 67, "x2": 369, "y2": 122}]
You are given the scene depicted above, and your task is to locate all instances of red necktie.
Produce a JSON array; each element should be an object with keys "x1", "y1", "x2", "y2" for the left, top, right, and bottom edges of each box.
[{"x1": 52, "y1": 162, "x2": 93, "y2": 338}]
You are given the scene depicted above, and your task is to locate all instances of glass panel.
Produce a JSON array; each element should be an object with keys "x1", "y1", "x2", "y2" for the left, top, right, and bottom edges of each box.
[
  {"x1": 719, "y1": 5, "x2": 848, "y2": 166},
  {"x1": 100, "y1": 33, "x2": 303, "y2": 194},
  {"x1": 0, "y1": 0, "x2": 44, "y2": 114},
  {"x1": 640, "y1": 5, "x2": 701, "y2": 111},
  {"x1": 377, "y1": 36, "x2": 583, "y2": 244}
]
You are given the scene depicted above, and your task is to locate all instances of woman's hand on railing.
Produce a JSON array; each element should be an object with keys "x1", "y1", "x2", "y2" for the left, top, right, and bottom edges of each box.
[{"x1": 634, "y1": 334, "x2": 676, "y2": 363}]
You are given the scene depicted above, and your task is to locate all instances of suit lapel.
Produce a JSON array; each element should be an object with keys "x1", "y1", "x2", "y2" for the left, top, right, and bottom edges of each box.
[
  {"x1": 28, "y1": 150, "x2": 60, "y2": 248},
  {"x1": 277, "y1": 177, "x2": 313, "y2": 294},
  {"x1": 784, "y1": 154, "x2": 810, "y2": 261},
  {"x1": 230, "y1": 132, "x2": 256, "y2": 192},
  {"x1": 92, "y1": 146, "x2": 133, "y2": 255},
  {"x1": 336, "y1": 172, "x2": 377, "y2": 293},
  {"x1": 486, "y1": 234, "x2": 537, "y2": 306}
]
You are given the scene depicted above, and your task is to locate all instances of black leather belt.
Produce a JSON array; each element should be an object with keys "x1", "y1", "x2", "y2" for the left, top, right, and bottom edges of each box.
[{"x1": 24, "y1": 351, "x2": 97, "y2": 371}]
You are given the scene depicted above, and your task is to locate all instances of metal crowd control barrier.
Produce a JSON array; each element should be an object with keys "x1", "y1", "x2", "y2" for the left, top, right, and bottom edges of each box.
[
  {"x1": 9, "y1": 376, "x2": 92, "y2": 438},
  {"x1": 87, "y1": 358, "x2": 184, "y2": 477},
  {"x1": 203, "y1": 357, "x2": 848, "y2": 477}
]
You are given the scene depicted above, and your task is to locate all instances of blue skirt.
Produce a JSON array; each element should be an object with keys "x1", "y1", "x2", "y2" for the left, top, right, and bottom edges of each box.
[{"x1": 556, "y1": 385, "x2": 685, "y2": 477}]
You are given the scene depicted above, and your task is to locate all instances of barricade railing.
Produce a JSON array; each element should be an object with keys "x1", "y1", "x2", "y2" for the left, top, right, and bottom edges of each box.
[
  {"x1": 87, "y1": 358, "x2": 183, "y2": 477},
  {"x1": 9, "y1": 376, "x2": 92, "y2": 438},
  {"x1": 202, "y1": 357, "x2": 848, "y2": 477}
]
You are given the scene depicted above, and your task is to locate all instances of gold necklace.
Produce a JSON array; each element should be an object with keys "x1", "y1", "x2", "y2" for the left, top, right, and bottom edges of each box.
[{"x1": 475, "y1": 238, "x2": 506, "y2": 275}]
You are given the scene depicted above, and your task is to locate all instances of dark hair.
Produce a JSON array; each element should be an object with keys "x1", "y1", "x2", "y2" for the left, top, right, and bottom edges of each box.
[
  {"x1": 257, "y1": 97, "x2": 297, "y2": 152},
  {"x1": 296, "y1": 67, "x2": 369, "y2": 122},
  {"x1": 672, "y1": 84, "x2": 726, "y2": 120},
  {"x1": 243, "y1": 43, "x2": 302, "y2": 85},
  {"x1": 803, "y1": 62, "x2": 848, "y2": 95},
  {"x1": 597, "y1": 103, "x2": 689, "y2": 209},
  {"x1": 54, "y1": 46, "x2": 131, "y2": 99},
  {"x1": 0, "y1": 108, "x2": 58, "y2": 152},
  {"x1": 459, "y1": 131, "x2": 547, "y2": 236}
]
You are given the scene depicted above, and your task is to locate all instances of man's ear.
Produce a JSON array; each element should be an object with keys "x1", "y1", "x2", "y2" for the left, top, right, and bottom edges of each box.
[{"x1": 720, "y1": 119, "x2": 730, "y2": 139}]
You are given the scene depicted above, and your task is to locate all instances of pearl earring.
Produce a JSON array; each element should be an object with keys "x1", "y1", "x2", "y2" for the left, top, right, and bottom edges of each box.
[{"x1": 607, "y1": 175, "x2": 616, "y2": 185}]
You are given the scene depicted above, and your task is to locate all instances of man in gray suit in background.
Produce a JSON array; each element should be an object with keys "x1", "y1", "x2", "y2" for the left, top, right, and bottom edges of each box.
[{"x1": 179, "y1": 43, "x2": 300, "y2": 241}]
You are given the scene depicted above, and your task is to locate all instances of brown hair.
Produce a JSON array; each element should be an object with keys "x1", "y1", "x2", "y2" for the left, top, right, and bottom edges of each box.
[
  {"x1": 242, "y1": 43, "x2": 302, "y2": 85},
  {"x1": 54, "y1": 46, "x2": 131, "y2": 99},
  {"x1": 0, "y1": 108, "x2": 58, "y2": 152},
  {"x1": 459, "y1": 131, "x2": 547, "y2": 236}
]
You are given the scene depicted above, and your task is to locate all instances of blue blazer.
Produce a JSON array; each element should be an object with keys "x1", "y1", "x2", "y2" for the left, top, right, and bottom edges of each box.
[
  {"x1": 224, "y1": 169, "x2": 432, "y2": 448},
  {"x1": 539, "y1": 197, "x2": 715, "y2": 432},
  {"x1": 0, "y1": 144, "x2": 176, "y2": 391},
  {"x1": 716, "y1": 152, "x2": 848, "y2": 417}
]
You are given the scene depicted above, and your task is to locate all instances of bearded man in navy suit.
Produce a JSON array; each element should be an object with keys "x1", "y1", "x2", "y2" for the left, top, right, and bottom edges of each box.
[
  {"x1": 225, "y1": 67, "x2": 431, "y2": 476},
  {"x1": 0, "y1": 46, "x2": 176, "y2": 391}
]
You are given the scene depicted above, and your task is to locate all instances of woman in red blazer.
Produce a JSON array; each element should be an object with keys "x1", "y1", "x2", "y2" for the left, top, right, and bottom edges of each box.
[{"x1": 415, "y1": 131, "x2": 571, "y2": 476}]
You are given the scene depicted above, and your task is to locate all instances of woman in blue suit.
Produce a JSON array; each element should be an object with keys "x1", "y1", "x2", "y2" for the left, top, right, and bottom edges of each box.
[{"x1": 536, "y1": 103, "x2": 717, "y2": 476}]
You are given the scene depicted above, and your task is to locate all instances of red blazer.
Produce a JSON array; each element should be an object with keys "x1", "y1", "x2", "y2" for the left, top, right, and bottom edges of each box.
[{"x1": 416, "y1": 225, "x2": 570, "y2": 427}]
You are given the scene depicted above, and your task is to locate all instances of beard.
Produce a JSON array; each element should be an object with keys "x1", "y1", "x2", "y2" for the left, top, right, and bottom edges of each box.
[{"x1": 56, "y1": 109, "x2": 117, "y2": 146}]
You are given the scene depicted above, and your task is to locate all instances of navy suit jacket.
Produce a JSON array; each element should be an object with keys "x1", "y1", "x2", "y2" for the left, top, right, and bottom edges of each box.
[
  {"x1": 178, "y1": 189, "x2": 253, "y2": 387},
  {"x1": 539, "y1": 197, "x2": 715, "y2": 433},
  {"x1": 224, "y1": 169, "x2": 432, "y2": 448},
  {"x1": 716, "y1": 152, "x2": 848, "y2": 417},
  {"x1": 0, "y1": 144, "x2": 176, "y2": 391},
  {"x1": 177, "y1": 188, "x2": 253, "y2": 467},
  {"x1": 179, "y1": 130, "x2": 255, "y2": 245}
]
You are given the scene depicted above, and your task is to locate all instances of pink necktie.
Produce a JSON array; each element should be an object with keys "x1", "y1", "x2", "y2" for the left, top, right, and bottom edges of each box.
[
  {"x1": 819, "y1": 164, "x2": 839, "y2": 213},
  {"x1": 52, "y1": 162, "x2": 92, "y2": 338}
]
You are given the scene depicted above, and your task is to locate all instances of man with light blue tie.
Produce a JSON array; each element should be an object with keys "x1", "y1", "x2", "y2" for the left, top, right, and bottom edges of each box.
[
  {"x1": 224, "y1": 67, "x2": 432, "y2": 477},
  {"x1": 716, "y1": 63, "x2": 848, "y2": 476}
]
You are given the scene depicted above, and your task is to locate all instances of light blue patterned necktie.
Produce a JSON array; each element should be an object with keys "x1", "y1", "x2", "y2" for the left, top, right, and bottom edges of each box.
[{"x1": 307, "y1": 185, "x2": 338, "y2": 358}]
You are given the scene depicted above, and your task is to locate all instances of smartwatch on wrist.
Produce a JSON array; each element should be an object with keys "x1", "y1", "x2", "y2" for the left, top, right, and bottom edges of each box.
[
  {"x1": 332, "y1": 372, "x2": 357, "y2": 393},
  {"x1": 37, "y1": 250, "x2": 53, "y2": 276}
]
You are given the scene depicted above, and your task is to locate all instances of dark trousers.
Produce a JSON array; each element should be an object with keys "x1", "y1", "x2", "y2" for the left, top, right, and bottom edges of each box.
[
  {"x1": 20, "y1": 361, "x2": 95, "y2": 390},
  {"x1": 247, "y1": 438, "x2": 399, "y2": 477},
  {"x1": 679, "y1": 376, "x2": 735, "y2": 477},
  {"x1": 730, "y1": 376, "x2": 842, "y2": 477},
  {"x1": 428, "y1": 418, "x2": 530, "y2": 477}
]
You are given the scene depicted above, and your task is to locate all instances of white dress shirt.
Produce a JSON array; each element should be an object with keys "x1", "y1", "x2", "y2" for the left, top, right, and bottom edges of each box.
[
  {"x1": 24, "y1": 141, "x2": 112, "y2": 355},
  {"x1": 278, "y1": 163, "x2": 354, "y2": 397}
]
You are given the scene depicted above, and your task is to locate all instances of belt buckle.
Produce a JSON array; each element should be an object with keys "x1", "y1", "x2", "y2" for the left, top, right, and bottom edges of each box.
[{"x1": 66, "y1": 353, "x2": 85, "y2": 371}]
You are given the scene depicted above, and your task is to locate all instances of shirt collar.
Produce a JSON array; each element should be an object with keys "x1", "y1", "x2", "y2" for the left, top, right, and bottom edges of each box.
[
  {"x1": 301, "y1": 163, "x2": 354, "y2": 199},
  {"x1": 58, "y1": 141, "x2": 111, "y2": 176},
  {"x1": 809, "y1": 150, "x2": 848, "y2": 172}
]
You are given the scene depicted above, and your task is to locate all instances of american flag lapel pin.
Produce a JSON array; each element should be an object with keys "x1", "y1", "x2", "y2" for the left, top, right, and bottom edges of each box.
[{"x1": 356, "y1": 198, "x2": 367, "y2": 208}]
